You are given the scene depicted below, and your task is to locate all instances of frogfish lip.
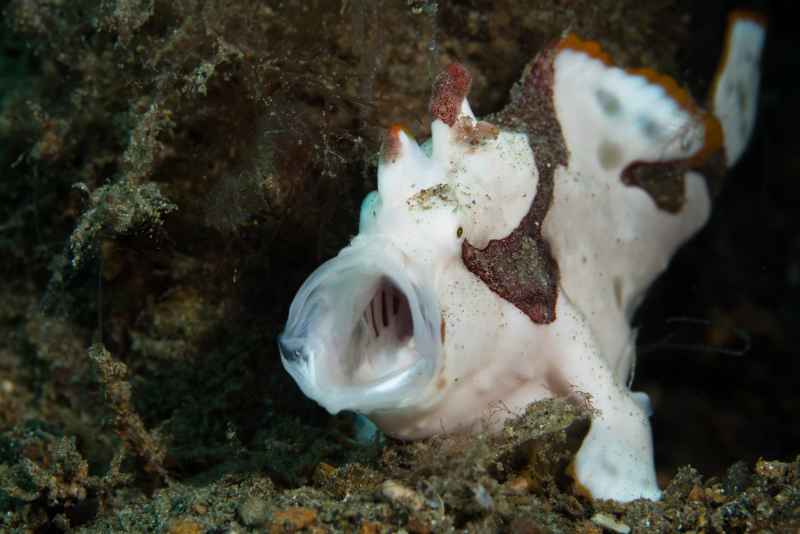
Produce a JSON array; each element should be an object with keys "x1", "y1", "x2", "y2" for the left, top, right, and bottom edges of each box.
[{"x1": 278, "y1": 240, "x2": 442, "y2": 415}]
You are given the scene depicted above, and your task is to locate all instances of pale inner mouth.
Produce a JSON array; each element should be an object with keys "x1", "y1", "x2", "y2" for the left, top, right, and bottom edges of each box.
[
  {"x1": 280, "y1": 243, "x2": 441, "y2": 414},
  {"x1": 346, "y1": 277, "x2": 418, "y2": 384}
]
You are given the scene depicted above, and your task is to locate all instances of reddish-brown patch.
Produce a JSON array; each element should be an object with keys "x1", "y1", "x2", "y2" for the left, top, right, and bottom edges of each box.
[
  {"x1": 565, "y1": 460, "x2": 595, "y2": 500},
  {"x1": 621, "y1": 161, "x2": 687, "y2": 213},
  {"x1": 462, "y1": 212, "x2": 559, "y2": 324},
  {"x1": 462, "y1": 43, "x2": 567, "y2": 325},
  {"x1": 621, "y1": 150, "x2": 725, "y2": 213},
  {"x1": 557, "y1": 34, "x2": 613, "y2": 65},
  {"x1": 436, "y1": 377, "x2": 447, "y2": 391},
  {"x1": 730, "y1": 8, "x2": 769, "y2": 27},
  {"x1": 439, "y1": 317, "x2": 446, "y2": 343},
  {"x1": 382, "y1": 124, "x2": 410, "y2": 164},
  {"x1": 429, "y1": 63, "x2": 472, "y2": 126},
  {"x1": 453, "y1": 116, "x2": 499, "y2": 147}
]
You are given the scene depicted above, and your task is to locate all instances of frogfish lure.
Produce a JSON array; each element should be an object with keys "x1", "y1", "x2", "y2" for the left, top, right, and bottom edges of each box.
[{"x1": 278, "y1": 12, "x2": 765, "y2": 501}]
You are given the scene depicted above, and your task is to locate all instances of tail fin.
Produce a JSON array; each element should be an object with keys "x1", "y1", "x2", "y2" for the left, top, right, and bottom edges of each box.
[{"x1": 710, "y1": 11, "x2": 767, "y2": 167}]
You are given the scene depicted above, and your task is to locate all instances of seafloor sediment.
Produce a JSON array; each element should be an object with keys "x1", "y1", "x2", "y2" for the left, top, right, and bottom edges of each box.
[{"x1": 0, "y1": 1, "x2": 797, "y2": 532}]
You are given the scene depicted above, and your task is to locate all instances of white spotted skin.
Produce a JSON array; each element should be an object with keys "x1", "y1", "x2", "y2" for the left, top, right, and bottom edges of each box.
[
  {"x1": 546, "y1": 49, "x2": 714, "y2": 386},
  {"x1": 279, "y1": 17, "x2": 765, "y2": 503}
]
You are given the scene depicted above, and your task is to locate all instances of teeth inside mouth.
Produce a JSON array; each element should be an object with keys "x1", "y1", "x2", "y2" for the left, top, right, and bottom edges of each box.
[
  {"x1": 279, "y1": 244, "x2": 441, "y2": 414},
  {"x1": 347, "y1": 277, "x2": 418, "y2": 384}
]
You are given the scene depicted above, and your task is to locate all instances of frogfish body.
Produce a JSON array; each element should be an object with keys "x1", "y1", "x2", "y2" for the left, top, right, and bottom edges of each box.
[{"x1": 278, "y1": 12, "x2": 765, "y2": 502}]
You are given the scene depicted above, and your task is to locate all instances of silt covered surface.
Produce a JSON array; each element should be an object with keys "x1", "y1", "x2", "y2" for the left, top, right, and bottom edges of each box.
[{"x1": 0, "y1": 0, "x2": 797, "y2": 531}]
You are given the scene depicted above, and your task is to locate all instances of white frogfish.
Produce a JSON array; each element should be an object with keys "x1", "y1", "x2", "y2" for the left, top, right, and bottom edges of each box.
[{"x1": 278, "y1": 12, "x2": 766, "y2": 502}]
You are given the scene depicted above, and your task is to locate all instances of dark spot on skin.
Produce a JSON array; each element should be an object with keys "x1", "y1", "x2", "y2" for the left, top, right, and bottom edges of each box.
[
  {"x1": 595, "y1": 88, "x2": 622, "y2": 116},
  {"x1": 736, "y1": 83, "x2": 748, "y2": 113},
  {"x1": 381, "y1": 290, "x2": 388, "y2": 327},
  {"x1": 598, "y1": 140, "x2": 623, "y2": 170},
  {"x1": 457, "y1": 226, "x2": 463, "y2": 238},
  {"x1": 440, "y1": 317, "x2": 446, "y2": 343},
  {"x1": 725, "y1": 81, "x2": 735, "y2": 96},
  {"x1": 739, "y1": 116, "x2": 750, "y2": 138},
  {"x1": 613, "y1": 276, "x2": 623, "y2": 309},
  {"x1": 638, "y1": 115, "x2": 661, "y2": 140}
]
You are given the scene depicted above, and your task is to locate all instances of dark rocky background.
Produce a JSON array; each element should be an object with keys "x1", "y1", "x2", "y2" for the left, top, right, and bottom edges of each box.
[{"x1": 0, "y1": 0, "x2": 796, "y2": 531}]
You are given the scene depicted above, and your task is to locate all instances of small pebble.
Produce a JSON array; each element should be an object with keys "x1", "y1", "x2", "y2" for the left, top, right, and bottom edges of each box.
[
  {"x1": 239, "y1": 496, "x2": 270, "y2": 527},
  {"x1": 505, "y1": 477, "x2": 531, "y2": 494},
  {"x1": 167, "y1": 518, "x2": 203, "y2": 534},
  {"x1": 382, "y1": 479, "x2": 424, "y2": 511},
  {"x1": 688, "y1": 484, "x2": 704, "y2": 502},
  {"x1": 269, "y1": 507, "x2": 317, "y2": 533},
  {"x1": 359, "y1": 521, "x2": 384, "y2": 534},
  {"x1": 472, "y1": 484, "x2": 494, "y2": 510},
  {"x1": 591, "y1": 512, "x2": 631, "y2": 534},
  {"x1": 755, "y1": 459, "x2": 789, "y2": 480}
]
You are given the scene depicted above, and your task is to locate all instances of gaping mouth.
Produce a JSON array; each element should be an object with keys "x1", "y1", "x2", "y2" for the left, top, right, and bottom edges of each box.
[{"x1": 278, "y1": 242, "x2": 441, "y2": 414}]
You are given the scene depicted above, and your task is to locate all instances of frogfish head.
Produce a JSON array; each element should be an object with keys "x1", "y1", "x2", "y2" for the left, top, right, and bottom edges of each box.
[
  {"x1": 277, "y1": 236, "x2": 443, "y2": 415},
  {"x1": 279, "y1": 93, "x2": 540, "y2": 426}
]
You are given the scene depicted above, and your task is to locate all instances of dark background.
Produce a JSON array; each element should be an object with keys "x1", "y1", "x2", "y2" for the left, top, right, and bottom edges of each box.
[{"x1": 635, "y1": 0, "x2": 800, "y2": 481}]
